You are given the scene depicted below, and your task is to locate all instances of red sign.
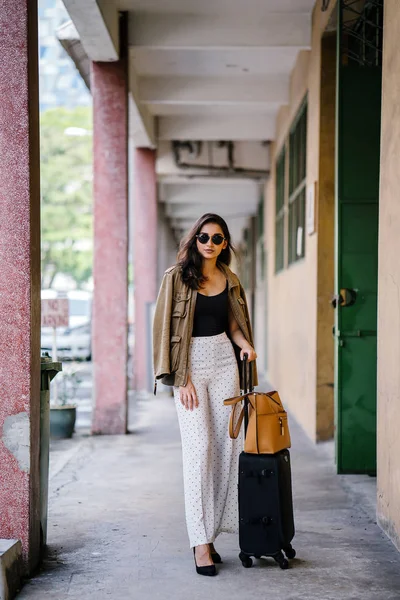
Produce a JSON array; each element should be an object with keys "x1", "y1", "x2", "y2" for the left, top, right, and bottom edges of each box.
[{"x1": 41, "y1": 299, "x2": 69, "y2": 328}]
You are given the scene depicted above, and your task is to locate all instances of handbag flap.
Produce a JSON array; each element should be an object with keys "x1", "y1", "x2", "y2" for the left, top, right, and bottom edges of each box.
[
  {"x1": 253, "y1": 392, "x2": 285, "y2": 416},
  {"x1": 266, "y1": 390, "x2": 283, "y2": 408}
]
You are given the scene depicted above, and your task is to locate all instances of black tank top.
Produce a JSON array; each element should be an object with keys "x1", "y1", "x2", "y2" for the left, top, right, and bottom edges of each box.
[{"x1": 192, "y1": 282, "x2": 229, "y2": 337}]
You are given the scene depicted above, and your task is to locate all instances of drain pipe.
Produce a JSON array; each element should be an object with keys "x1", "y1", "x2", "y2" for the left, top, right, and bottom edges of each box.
[{"x1": 172, "y1": 141, "x2": 270, "y2": 180}]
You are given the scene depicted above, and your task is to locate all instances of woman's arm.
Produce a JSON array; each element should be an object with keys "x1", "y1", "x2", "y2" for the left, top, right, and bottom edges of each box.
[
  {"x1": 153, "y1": 271, "x2": 199, "y2": 410},
  {"x1": 179, "y1": 374, "x2": 198, "y2": 411},
  {"x1": 153, "y1": 272, "x2": 174, "y2": 379},
  {"x1": 228, "y1": 307, "x2": 257, "y2": 362}
]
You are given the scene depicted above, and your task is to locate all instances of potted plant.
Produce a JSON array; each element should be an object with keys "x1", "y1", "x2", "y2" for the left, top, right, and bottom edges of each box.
[{"x1": 50, "y1": 363, "x2": 82, "y2": 439}]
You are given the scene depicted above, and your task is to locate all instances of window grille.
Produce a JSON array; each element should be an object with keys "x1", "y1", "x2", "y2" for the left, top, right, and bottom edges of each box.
[{"x1": 340, "y1": 0, "x2": 384, "y2": 68}]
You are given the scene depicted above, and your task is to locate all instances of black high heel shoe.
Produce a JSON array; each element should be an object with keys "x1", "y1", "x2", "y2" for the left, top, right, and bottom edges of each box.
[
  {"x1": 209, "y1": 544, "x2": 222, "y2": 564},
  {"x1": 193, "y1": 548, "x2": 217, "y2": 577}
]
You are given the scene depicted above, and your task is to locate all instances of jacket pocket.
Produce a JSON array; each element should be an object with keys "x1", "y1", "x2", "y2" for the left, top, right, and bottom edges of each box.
[
  {"x1": 237, "y1": 297, "x2": 248, "y2": 322},
  {"x1": 170, "y1": 335, "x2": 181, "y2": 372},
  {"x1": 172, "y1": 295, "x2": 189, "y2": 318}
]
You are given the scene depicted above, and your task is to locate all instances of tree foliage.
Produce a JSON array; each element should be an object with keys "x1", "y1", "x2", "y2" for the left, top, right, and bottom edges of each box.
[{"x1": 40, "y1": 106, "x2": 93, "y2": 289}]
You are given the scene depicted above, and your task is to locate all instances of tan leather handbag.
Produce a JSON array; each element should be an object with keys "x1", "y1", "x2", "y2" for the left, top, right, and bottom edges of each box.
[{"x1": 224, "y1": 390, "x2": 291, "y2": 454}]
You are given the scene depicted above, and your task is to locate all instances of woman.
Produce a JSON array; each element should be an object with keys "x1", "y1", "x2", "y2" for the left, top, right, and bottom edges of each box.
[{"x1": 153, "y1": 213, "x2": 257, "y2": 576}]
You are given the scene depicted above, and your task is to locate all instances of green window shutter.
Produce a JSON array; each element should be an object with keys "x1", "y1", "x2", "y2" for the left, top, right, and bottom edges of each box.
[
  {"x1": 288, "y1": 99, "x2": 307, "y2": 265},
  {"x1": 275, "y1": 148, "x2": 286, "y2": 273}
]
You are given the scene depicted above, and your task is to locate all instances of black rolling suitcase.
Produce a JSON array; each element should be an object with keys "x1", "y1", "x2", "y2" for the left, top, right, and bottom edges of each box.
[{"x1": 237, "y1": 357, "x2": 296, "y2": 569}]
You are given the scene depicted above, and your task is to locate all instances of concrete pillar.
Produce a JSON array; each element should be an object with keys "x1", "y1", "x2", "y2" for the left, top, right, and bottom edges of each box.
[
  {"x1": 0, "y1": 0, "x2": 41, "y2": 573},
  {"x1": 377, "y1": 0, "x2": 400, "y2": 551},
  {"x1": 134, "y1": 149, "x2": 157, "y2": 392},
  {"x1": 91, "y1": 48, "x2": 128, "y2": 434}
]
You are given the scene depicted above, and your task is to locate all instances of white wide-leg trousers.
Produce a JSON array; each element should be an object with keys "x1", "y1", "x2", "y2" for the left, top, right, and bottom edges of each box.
[{"x1": 174, "y1": 332, "x2": 243, "y2": 548}]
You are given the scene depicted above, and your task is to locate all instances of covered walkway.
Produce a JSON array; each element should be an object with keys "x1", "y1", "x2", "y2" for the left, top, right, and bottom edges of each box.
[
  {"x1": 2, "y1": 1, "x2": 400, "y2": 594},
  {"x1": 18, "y1": 392, "x2": 400, "y2": 599}
]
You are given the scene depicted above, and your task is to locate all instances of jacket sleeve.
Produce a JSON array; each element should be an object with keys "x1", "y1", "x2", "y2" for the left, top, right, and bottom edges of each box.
[
  {"x1": 239, "y1": 283, "x2": 258, "y2": 386},
  {"x1": 239, "y1": 284, "x2": 255, "y2": 346},
  {"x1": 153, "y1": 272, "x2": 174, "y2": 379}
]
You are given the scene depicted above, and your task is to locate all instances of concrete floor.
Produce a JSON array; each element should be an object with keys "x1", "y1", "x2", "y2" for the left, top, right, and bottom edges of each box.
[{"x1": 19, "y1": 391, "x2": 400, "y2": 600}]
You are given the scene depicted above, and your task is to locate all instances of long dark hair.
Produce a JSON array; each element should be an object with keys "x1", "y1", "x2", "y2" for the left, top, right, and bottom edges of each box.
[{"x1": 177, "y1": 213, "x2": 235, "y2": 290}]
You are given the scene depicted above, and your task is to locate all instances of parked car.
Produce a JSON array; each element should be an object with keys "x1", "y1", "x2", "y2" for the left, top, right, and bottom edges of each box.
[{"x1": 41, "y1": 289, "x2": 92, "y2": 361}]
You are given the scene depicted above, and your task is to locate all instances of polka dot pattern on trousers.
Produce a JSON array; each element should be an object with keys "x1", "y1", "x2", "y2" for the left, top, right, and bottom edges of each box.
[{"x1": 174, "y1": 332, "x2": 243, "y2": 548}]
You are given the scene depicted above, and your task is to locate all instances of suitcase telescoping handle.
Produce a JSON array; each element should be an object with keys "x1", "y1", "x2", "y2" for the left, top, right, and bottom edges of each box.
[
  {"x1": 241, "y1": 352, "x2": 253, "y2": 394},
  {"x1": 242, "y1": 353, "x2": 254, "y2": 435}
]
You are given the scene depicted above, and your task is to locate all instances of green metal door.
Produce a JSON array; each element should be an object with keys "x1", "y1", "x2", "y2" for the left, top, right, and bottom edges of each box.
[{"x1": 335, "y1": 0, "x2": 383, "y2": 474}]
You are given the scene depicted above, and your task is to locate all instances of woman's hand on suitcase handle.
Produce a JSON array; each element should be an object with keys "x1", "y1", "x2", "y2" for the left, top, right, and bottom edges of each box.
[
  {"x1": 179, "y1": 375, "x2": 199, "y2": 411},
  {"x1": 228, "y1": 314, "x2": 257, "y2": 362},
  {"x1": 240, "y1": 344, "x2": 257, "y2": 362}
]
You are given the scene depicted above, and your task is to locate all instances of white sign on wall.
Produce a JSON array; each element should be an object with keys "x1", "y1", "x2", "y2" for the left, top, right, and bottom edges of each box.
[
  {"x1": 296, "y1": 226, "x2": 304, "y2": 258},
  {"x1": 41, "y1": 299, "x2": 69, "y2": 328}
]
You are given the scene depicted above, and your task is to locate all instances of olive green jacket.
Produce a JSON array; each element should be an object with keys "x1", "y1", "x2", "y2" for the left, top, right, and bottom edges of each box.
[{"x1": 152, "y1": 262, "x2": 258, "y2": 390}]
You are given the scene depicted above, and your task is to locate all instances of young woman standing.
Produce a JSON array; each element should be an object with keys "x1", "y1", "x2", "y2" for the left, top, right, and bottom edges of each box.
[{"x1": 153, "y1": 213, "x2": 257, "y2": 576}]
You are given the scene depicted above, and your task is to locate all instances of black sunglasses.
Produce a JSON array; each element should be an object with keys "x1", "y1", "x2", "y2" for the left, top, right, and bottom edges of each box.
[{"x1": 196, "y1": 233, "x2": 226, "y2": 245}]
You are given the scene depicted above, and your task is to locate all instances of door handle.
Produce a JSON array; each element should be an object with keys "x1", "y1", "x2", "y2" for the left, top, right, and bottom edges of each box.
[
  {"x1": 338, "y1": 330, "x2": 376, "y2": 338},
  {"x1": 331, "y1": 288, "x2": 357, "y2": 309},
  {"x1": 333, "y1": 328, "x2": 376, "y2": 347},
  {"x1": 331, "y1": 294, "x2": 343, "y2": 309}
]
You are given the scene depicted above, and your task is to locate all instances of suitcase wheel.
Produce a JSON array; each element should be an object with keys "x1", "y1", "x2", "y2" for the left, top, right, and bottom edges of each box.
[
  {"x1": 273, "y1": 551, "x2": 289, "y2": 570},
  {"x1": 239, "y1": 552, "x2": 253, "y2": 568},
  {"x1": 283, "y1": 545, "x2": 296, "y2": 560}
]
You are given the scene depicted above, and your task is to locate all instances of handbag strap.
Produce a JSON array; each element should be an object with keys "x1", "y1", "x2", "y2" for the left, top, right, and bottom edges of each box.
[
  {"x1": 228, "y1": 403, "x2": 245, "y2": 439},
  {"x1": 224, "y1": 393, "x2": 256, "y2": 409},
  {"x1": 224, "y1": 394, "x2": 247, "y2": 406},
  {"x1": 225, "y1": 393, "x2": 258, "y2": 440}
]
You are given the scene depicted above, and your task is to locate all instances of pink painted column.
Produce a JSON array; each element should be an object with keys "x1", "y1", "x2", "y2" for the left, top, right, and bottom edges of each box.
[
  {"x1": 0, "y1": 0, "x2": 41, "y2": 573},
  {"x1": 134, "y1": 149, "x2": 158, "y2": 392},
  {"x1": 91, "y1": 54, "x2": 129, "y2": 434}
]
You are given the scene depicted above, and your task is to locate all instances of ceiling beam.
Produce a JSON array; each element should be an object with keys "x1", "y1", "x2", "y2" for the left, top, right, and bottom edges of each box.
[
  {"x1": 165, "y1": 203, "x2": 257, "y2": 219},
  {"x1": 161, "y1": 182, "x2": 261, "y2": 207},
  {"x1": 129, "y1": 68, "x2": 156, "y2": 148},
  {"x1": 129, "y1": 13, "x2": 311, "y2": 49},
  {"x1": 140, "y1": 76, "x2": 289, "y2": 106},
  {"x1": 158, "y1": 115, "x2": 275, "y2": 141},
  {"x1": 57, "y1": 21, "x2": 91, "y2": 90},
  {"x1": 128, "y1": 96, "x2": 156, "y2": 148},
  {"x1": 159, "y1": 176, "x2": 263, "y2": 186},
  {"x1": 62, "y1": 0, "x2": 119, "y2": 61},
  {"x1": 169, "y1": 215, "x2": 251, "y2": 226}
]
